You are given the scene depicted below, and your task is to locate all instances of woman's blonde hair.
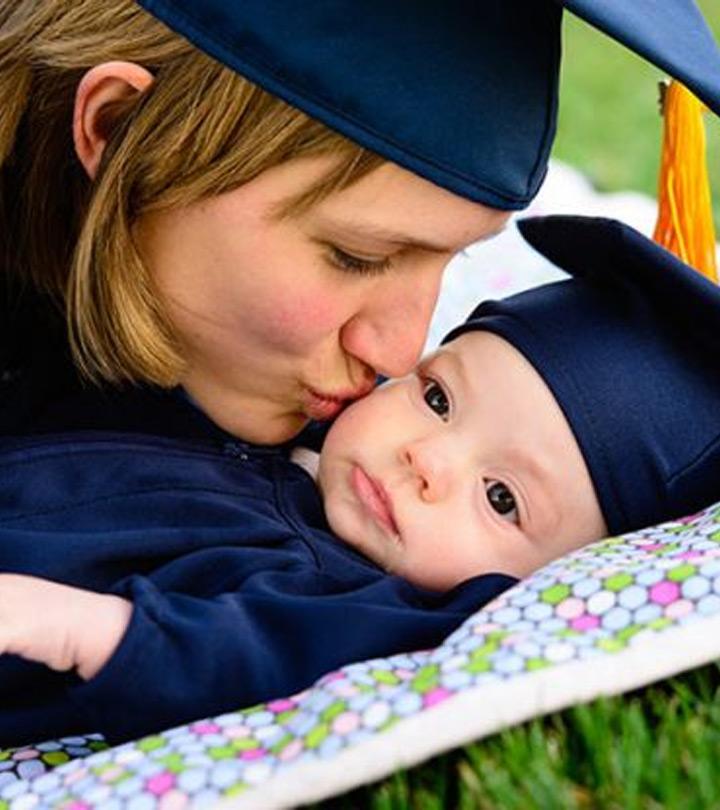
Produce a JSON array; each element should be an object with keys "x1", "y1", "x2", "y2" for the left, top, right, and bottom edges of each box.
[{"x1": 0, "y1": 0, "x2": 384, "y2": 385}]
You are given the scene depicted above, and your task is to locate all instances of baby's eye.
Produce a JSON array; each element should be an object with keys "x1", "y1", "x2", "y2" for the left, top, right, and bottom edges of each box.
[
  {"x1": 422, "y1": 379, "x2": 450, "y2": 421},
  {"x1": 485, "y1": 480, "x2": 519, "y2": 523}
]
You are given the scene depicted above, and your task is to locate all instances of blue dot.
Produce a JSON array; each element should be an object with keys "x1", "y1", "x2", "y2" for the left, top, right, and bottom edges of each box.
[
  {"x1": 246, "y1": 711, "x2": 275, "y2": 728},
  {"x1": 682, "y1": 576, "x2": 711, "y2": 600},
  {"x1": 524, "y1": 602, "x2": 553, "y2": 621},
  {"x1": 619, "y1": 585, "x2": 648, "y2": 610},
  {"x1": 573, "y1": 578, "x2": 601, "y2": 598},
  {"x1": 602, "y1": 607, "x2": 631, "y2": 631},
  {"x1": 637, "y1": 569, "x2": 664, "y2": 586},
  {"x1": 698, "y1": 594, "x2": 720, "y2": 616}
]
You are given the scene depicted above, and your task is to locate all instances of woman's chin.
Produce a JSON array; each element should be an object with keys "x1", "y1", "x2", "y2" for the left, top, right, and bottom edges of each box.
[{"x1": 214, "y1": 409, "x2": 309, "y2": 445}]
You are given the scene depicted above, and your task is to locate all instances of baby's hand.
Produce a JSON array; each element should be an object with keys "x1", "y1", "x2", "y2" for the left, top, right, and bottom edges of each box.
[{"x1": 0, "y1": 574, "x2": 132, "y2": 680}]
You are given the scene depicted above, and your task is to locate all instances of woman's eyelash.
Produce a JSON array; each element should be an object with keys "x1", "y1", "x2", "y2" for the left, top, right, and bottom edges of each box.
[{"x1": 327, "y1": 246, "x2": 392, "y2": 276}]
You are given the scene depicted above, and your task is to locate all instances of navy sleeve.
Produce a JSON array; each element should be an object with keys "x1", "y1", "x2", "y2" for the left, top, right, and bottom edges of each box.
[{"x1": 68, "y1": 569, "x2": 514, "y2": 743}]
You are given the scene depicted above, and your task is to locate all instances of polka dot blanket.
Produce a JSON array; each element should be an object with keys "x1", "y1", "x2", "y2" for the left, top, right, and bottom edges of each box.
[
  {"x1": 2, "y1": 165, "x2": 717, "y2": 808},
  {"x1": 4, "y1": 505, "x2": 720, "y2": 808}
]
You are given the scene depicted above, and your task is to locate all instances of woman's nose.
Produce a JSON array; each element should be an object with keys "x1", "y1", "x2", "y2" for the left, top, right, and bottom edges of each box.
[
  {"x1": 401, "y1": 439, "x2": 452, "y2": 503},
  {"x1": 340, "y1": 265, "x2": 444, "y2": 378}
]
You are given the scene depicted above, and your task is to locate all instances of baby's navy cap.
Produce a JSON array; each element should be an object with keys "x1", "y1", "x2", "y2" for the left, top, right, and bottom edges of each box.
[
  {"x1": 136, "y1": 1, "x2": 720, "y2": 210},
  {"x1": 443, "y1": 216, "x2": 720, "y2": 536}
]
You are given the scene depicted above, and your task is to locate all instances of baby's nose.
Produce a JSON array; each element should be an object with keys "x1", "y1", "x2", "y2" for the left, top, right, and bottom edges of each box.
[{"x1": 401, "y1": 441, "x2": 452, "y2": 503}]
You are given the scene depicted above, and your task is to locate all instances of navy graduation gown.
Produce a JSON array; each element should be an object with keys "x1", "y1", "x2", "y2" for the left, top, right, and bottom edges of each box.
[{"x1": 0, "y1": 432, "x2": 515, "y2": 746}]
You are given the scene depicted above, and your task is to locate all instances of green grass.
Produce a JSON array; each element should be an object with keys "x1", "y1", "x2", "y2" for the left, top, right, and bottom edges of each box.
[
  {"x1": 553, "y1": 0, "x2": 720, "y2": 225},
  {"x1": 317, "y1": 664, "x2": 720, "y2": 809},
  {"x1": 313, "y1": 8, "x2": 720, "y2": 807}
]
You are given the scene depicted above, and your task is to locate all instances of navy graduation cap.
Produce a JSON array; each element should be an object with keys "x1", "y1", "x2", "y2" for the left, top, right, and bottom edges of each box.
[
  {"x1": 135, "y1": 0, "x2": 720, "y2": 209},
  {"x1": 444, "y1": 215, "x2": 720, "y2": 536}
]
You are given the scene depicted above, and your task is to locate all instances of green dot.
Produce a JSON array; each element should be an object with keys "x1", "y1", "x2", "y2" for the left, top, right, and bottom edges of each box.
[
  {"x1": 270, "y1": 734, "x2": 295, "y2": 756},
  {"x1": 0, "y1": 751, "x2": 9, "y2": 763},
  {"x1": 242, "y1": 704, "x2": 266, "y2": 715},
  {"x1": 541, "y1": 584, "x2": 571, "y2": 605},
  {"x1": 649, "y1": 618, "x2": 673, "y2": 631},
  {"x1": 42, "y1": 751, "x2": 70, "y2": 766},
  {"x1": 604, "y1": 573, "x2": 633, "y2": 592},
  {"x1": 276, "y1": 710, "x2": 298, "y2": 725},
  {"x1": 137, "y1": 735, "x2": 166, "y2": 753},
  {"x1": 159, "y1": 753, "x2": 185, "y2": 773},
  {"x1": 209, "y1": 746, "x2": 235, "y2": 761},
  {"x1": 88, "y1": 740, "x2": 109, "y2": 752},
  {"x1": 372, "y1": 669, "x2": 400, "y2": 686},
  {"x1": 231, "y1": 738, "x2": 260, "y2": 752},
  {"x1": 465, "y1": 658, "x2": 491, "y2": 675},
  {"x1": 597, "y1": 637, "x2": 626, "y2": 653},
  {"x1": 0, "y1": 800, "x2": 8, "y2": 810},
  {"x1": 471, "y1": 640, "x2": 500, "y2": 659},
  {"x1": 617, "y1": 624, "x2": 643, "y2": 643},
  {"x1": 321, "y1": 701, "x2": 347, "y2": 723},
  {"x1": 526, "y1": 658, "x2": 551, "y2": 671},
  {"x1": 223, "y1": 783, "x2": 248, "y2": 798},
  {"x1": 667, "y1": 564, "x2": 696, "y2": 582},
  {"x1": 305, "y1": 723, "x2": 329, "y2": 749},
  {"x1": 379, "y1": 716, "x2": 399, "y2": 733}
]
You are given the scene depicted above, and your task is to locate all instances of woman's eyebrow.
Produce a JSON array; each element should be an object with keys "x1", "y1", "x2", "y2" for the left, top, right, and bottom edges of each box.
[{"x1": 322, "y1": 218, "x2": 506, "y2": 254}]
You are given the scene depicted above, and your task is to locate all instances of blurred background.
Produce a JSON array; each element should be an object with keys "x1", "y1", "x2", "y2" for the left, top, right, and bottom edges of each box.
[
  {"x1": 428, "y1": 0, "x2": 720, "y2": 354},
  {"x1": 555, "y1": 0, "x2": 720, "y2": 228}
]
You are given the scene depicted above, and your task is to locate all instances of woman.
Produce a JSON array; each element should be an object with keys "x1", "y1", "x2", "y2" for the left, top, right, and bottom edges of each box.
[{"x1": 2, "y1": 0, "x2": 717, "y2": 446}]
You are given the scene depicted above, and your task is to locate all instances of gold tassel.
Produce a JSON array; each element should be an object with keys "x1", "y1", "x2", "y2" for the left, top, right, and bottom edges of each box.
[{"x1": 653, "y1": 80, "x2": 717, "y2": 282}]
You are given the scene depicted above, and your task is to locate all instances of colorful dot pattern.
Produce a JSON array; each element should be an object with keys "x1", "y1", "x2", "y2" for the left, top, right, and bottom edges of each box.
[{"x1": 4, "y1": 503, "x2": 720, "y2": 808}]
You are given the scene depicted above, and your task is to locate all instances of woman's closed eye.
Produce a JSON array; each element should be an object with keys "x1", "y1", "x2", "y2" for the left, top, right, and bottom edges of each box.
[
  {"x1": 422, "y1": 378, "x2": 450, "y2": 421},
  {"x1": 326, "y1": 245, "x2": 392, "y2": 276},
  {"x1": 485, "y1": 479, "x2": 519, "y2": 524}
]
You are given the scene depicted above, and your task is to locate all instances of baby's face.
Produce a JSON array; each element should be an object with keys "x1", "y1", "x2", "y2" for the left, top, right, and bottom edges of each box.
[{"x1": 318, "y1": 331, "x2": 606, "y2": 591}]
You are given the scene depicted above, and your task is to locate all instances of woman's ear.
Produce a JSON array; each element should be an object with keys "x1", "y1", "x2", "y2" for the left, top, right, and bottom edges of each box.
[{"x1": 73, "y1": 61, "x2": 154, "y2": 180}]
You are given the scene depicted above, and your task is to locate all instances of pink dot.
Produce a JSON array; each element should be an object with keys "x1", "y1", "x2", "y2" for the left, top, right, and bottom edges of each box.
[
  {"x1": 279, "y1": 740, "x2": 303, "y2": 762},
  {"x1": 159, "y1": 790, "x2": 190, "y2": 810},
  {"x1": 472, "y1": 622, "x2": 500, "y2": 635},
  {"x1": 424, "y1": 688, "x2": 452, "y2": 708},
  {"x1": 395, "y1": 668, "x2": 415, "y2": 681},
  {"x1": 571, "y1": 614, "x2": 600, "y2": 631},
  {"x1": 319, "y1": 672, "x2": 344, "y2": 684},
  {"x1": 665, "y1": 599, "x2": 694, "y2": 619},
  {"x1": 638, "y1": 543, "x2": 664, "y2": 552},
  {"x1": 192, "y1": 722, "x2": 220, "y2": 734},
  {"x1": 65, "y1": 769, "x2": 89, "y2": 786},
  {"x1": 224, "y1": 725, "x2": 250, "y2": 739},
  {"x1": 241, "y1": 748, "x2": 267, "y2": 761},
  {"x1": 13, "y1": 750, "x2": 39, "y2": 761},
  {"x1": 650, "y1": 581, "x2": 680, "y2": 606},
  {"x1": 66, "y1": 804, "x2": 91, "y2": 810},
  {"x1": 676, "y1": 551, "x2": 702, "y2": 560},
  {"x1": 267, "y1": 699, "x2": 296, "y2": 713},
  {"x1": 332, "y1": 712, "x2": 360, "y2": 736},
  {"x1": 147, "y1": 772, "x2": 175, "y2": 796},
  {"x1": 556, "y1": 597, "x2": 585, "y2": 620}
]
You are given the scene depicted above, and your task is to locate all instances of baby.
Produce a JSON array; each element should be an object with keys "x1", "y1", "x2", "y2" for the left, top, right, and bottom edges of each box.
[{"x1": 1, "y1": 215, "x2": 719, "y2": 746}]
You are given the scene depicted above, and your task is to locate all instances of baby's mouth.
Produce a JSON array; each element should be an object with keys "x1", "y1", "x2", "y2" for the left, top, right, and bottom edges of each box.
[{"x1": 350, "y1": 464, "x2": 400, "y2": 538}]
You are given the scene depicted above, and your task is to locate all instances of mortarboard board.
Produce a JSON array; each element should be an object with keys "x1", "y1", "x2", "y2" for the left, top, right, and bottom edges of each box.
[
  {"x1": 443, "y1": 215, "x2": 720, "y2": 536},
  {"x1": 135, "y1": 0, "x2": 720, "y2": 210}
]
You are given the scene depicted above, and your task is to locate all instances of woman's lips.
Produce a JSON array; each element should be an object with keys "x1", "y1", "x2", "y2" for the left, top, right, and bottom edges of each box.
[
  {"x1": 351, "y1": 464, "x2": 400, "y2": 536},
  {"x1": 303, "y1": 382, "x2": 374, "y2": 421}
]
